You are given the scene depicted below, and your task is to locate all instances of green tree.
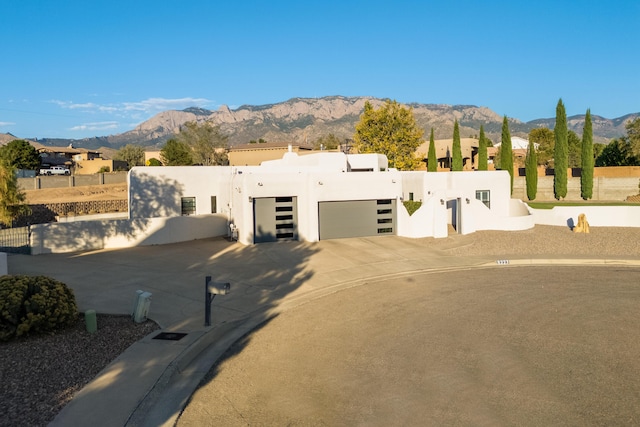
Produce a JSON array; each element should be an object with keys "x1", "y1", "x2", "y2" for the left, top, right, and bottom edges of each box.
[
  {"x1": 477, "y1": 125, "x2": 488, "y2": 171},
  {"x1": 581, "y1": 109, "x2": 594, "y2": 200},
  {"x1": 353, "y1": 100, "x2": 424, "y2": 170},
  {"x1": 567, "y1": 130, "x2": 582, "y2": 168},
  {"x1": 451, "y1": 119, "x2": 462, "y2": 171},
  {"x1": 313, "y1": 134, "x2": 340, "y2": 150},
  {"x1": 114, "y1": 144, "x2": 145, "y2": 169},
  {"x1": 595, "y1": 139, "x2": 631, "y2": 166},
  {"x1": 500, "y1": 116, "x2": 514, "y2": 194},
  {"x1": 593, "y1": 142, "x2": 605, "y2": 160},
  {"x1": 554, "y1": 99, "x2": 568, "y2": 199},
  {"x1": 528, "y1": 127, "x2": 555, "y2": 167},
  {"x1": 612, "y1": 117, "x2": 640, "y2": 165},
  {"x1": 427, "y1": 128, "x2": 437, "y2": 172},
  {"x1": 0, "y1": 139, "x2": 40, "y2": 170},
  {"x1": 147, "y1": 158, "x2": 162, "y2": 166},
  {"x1": 160, "y1": 139, "x2": 193, "y2": 166},
  {"x1": 0, "y1": 159, "x2": 30, "y2": 227},
  {"x1": 525, "y1": 138, "x2": 538, "y2": 201},
  {"x1": 624, "y1": 117, "x2": 640, "y2": 160},
  {"x1": 177, "y1": 121, "x2": 229, "y2": 166}
]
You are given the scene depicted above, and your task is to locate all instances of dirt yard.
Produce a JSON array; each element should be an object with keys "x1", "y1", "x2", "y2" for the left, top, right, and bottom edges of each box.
[{"x1": 24, "y1": 183, "x2": 128, "y2": 204}]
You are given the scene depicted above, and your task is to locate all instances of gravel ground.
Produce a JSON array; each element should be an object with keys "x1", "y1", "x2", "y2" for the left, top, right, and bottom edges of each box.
[
  {"x1": 436, "y1": 225, "x2": 640, "y2": 258},
  {"x1": 0, "y1": 314, "x2": 158, "y2": 427}
]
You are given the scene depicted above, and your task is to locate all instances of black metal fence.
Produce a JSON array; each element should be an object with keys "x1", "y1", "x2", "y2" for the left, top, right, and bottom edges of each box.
[{"x1": 0, "y1": 226, "x2": 31, "y2": 255}]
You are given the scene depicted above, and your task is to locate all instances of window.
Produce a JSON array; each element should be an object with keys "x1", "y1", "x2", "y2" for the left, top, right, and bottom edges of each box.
[
  {"x1": 211, "y1": 196, "x2": 217, "y2": 214},
  {"x1": 377, "y1": 227, "x2": 393, "y2": 234},
  {"x1": 475, "y1": 190, "x2": 490, "y2": 208},
  {"x1": 181, "y1": 197, "x2": 196, "y2": 216}
]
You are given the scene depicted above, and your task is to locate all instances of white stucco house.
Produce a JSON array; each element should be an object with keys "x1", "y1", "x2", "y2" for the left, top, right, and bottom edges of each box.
[
  {"x1": 28, "y1": 149, "x2": 640, "y2": 254},
  {"x1": 128, "y1": 150, "x2": 534, "y2": 245}
]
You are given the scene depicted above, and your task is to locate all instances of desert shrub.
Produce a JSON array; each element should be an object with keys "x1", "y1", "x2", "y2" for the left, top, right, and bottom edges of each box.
[
  {"x1": 0, "y1": 275, "x2": 78, "y2": 341},
  {"x1": 147, "y1": 158, "x2": 162, "y2": 166},
  {"x1": 403, "y1": 200, "x2": 422, "y2": 216},
  {"x1": 98, "y1": 166, "x2": 111, "y2": 173}
]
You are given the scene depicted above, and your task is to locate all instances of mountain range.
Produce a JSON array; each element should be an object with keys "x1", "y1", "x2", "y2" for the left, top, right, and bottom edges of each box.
[{"x1": 8, "y1": 96, "x2": 639, "y2": 153}]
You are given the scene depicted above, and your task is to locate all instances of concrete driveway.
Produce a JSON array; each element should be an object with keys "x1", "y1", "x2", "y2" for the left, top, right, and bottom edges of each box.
[{"x1": 178, "y1": 265, "x2": 640, "y2": 426}]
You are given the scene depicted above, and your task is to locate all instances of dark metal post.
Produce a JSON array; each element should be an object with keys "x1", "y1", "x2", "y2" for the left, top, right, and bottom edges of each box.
[{"x1": 205, "y1": 276, "x2": 216, "y2": 326}]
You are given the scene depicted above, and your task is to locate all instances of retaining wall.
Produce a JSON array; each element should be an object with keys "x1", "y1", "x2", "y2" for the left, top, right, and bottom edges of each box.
[
  {"x1": 17, "y1": 171, "x2": 127, "y2": 191},
  {"x1": 513, "y1": 176, "x2": 639, "y2": 201},
  {"x1": 14, "y1": 200, "x2": 128, "y2": 226}
]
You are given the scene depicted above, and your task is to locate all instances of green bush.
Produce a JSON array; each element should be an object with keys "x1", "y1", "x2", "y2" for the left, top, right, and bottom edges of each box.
[
  {"x1": 0, "y1": 275, "x2": 78, "y2": 341},
  {"x1": 98, "y1": 166, "x2": 111, "y2": 173},
  {"x1": 403, "y1": 200, "x2": 422, "y2": 216}
]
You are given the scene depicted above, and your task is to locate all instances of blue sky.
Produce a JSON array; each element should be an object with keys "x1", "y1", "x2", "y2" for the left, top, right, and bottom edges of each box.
[{"x1": 1, "y1": 0, "x2": 638, "y2": 139}]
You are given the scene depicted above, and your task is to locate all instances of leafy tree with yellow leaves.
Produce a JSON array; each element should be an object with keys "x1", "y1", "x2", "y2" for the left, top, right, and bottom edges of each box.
[{"x1": 353, "y1": 100, "x2": 424, "y2": 170}]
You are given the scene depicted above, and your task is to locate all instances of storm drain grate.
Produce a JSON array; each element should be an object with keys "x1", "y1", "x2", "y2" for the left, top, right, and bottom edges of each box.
[{"x1": 153, "y1": 332, "x2": 188, "y2": 341}]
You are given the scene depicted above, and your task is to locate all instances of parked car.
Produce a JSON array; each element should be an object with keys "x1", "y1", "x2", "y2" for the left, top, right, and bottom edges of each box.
[{"x1": 39, "y1": 166, "x2": 71, "y2": 175}]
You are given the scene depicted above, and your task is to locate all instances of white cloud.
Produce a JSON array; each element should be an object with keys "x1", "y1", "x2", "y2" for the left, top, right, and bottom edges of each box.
[
  {"x1": 52, "y1": 97, "x2": 213, "y2": 116},
  {"x1": 69, "y1": 121, "x2": 119, "y2": 132},
  {"x1": 0, "y1": 121, "x2": 15, "y2": 127},
  {"x1": 122, "y1": 97, "x2": 212, "y2": 113}
]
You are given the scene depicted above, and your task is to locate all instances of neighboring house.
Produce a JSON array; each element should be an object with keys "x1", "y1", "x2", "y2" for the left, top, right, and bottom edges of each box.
[
  {"x1": 416, "y1": 138, "x2": 481, "y2": 171},
  {"x1": 36, "y1": 145, "x2": 126, "y2": 174},
  {"x1": 493, "y1": 136, "x2": 537, "y2": 168},
  {"x1": 144, "y1": 150, "x2": 163, "y2": 165},
  {"x1": 228, "y1": 142, "x2": 315, "y2": 166},
  {"x1": 129, "y1": 151, "x2": 533, "y2": 245}
]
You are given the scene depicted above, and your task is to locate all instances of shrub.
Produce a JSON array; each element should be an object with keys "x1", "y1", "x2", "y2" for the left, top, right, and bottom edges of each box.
[
  {"x1": 0, "y1": 275, "x2": 78, "y2": 341},
  {"x1": 403, "y1": 200, "x2": 422, "y2": 216},
  {"x1": 98, "y1": 166, "x2": 111, "y2": 173}
]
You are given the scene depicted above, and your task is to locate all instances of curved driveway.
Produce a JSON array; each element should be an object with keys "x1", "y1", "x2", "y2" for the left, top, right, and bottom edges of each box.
[{"x1": 179, "y1": 265, "x2": 640, "y2": 426}]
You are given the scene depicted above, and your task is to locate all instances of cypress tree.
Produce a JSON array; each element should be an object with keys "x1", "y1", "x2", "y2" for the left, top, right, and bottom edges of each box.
[
  {"x1": 501, "y1": 116, "x2": 514, "y2": 194},
  {"x1": 477, "y1": 125, "x2": 488, "y2": 171},
  {"x1": 452, "y1": 119, "x2": 462, "y2": 171},
  {"x1": 581, "y1": 109, "x2": 594, "y2": 199},
  {"x1": 525, "y1": 139, "x2": 538, "y2": 200},
  {"x1": 427, "y1": 128, "x2": 438, "y2": 172},
  {"x1": 554, "y1": 99, "x2": 568, "y2": 199}
]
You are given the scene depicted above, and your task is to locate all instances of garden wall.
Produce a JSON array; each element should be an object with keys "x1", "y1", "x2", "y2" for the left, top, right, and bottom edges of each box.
[
  {"x1": 513, "y1": 176, "x2": 639, "y2": 201},
  {"x1": 17, "y1": 171, "x2": 127, "y2": 190}
]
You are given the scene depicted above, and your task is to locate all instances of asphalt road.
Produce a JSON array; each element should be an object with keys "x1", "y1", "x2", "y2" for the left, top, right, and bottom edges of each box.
[{"x1": 178, "y1": 265, "x2": 640, "y2": 426}]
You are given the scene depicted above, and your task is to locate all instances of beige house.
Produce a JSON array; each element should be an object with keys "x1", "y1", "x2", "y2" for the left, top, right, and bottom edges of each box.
[
  {"x1": 144, "y1": 150, "x2": 163, "y2": 165},
  {"x1": 36, "y1": 145, "x2": 126, "y2": 174},
  {"x1": 416, "y1": 138, "x2": 485, "y2": 171},
  {"x1": 228, "y1": 142, "x2": 315, "y2": 166}
]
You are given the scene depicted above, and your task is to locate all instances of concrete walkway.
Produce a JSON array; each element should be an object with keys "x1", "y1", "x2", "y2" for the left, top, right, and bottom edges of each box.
[{"x1": 7, "y1": 234, "x2": 640, "y2": 426}]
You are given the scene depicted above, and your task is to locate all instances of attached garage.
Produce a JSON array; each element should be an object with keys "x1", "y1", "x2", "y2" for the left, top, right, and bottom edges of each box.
[
  {"x1": 318, "y1": 199, "x2": 396, "y2": 240},
  {"x1": 253, "y1": 197, "x2": 298, "y2": 243}
]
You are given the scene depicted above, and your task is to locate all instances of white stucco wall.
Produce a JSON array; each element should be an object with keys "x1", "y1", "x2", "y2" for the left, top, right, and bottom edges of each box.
[
  {"x1": 30, "y1": 215, "x2": 228, "y2": 255},
  {"x1": 529, "y1": 206, "x2": 640, "y2": 228},
  {"x1": 128, "y1": 166, "x2": 237, "y2": 219}
]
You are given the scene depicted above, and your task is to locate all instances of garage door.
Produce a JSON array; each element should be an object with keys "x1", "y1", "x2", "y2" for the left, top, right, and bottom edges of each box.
[
  {"x1": 253, "y1": 197, "x2": 298, "y2": 243},
  {"x1": 318, "y1": 199, "x2": 396, "y2": 240}
]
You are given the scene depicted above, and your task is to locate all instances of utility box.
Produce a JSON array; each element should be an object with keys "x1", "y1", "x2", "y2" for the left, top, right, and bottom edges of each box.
[
  {"x1": 0, "y1": 252, "x2": 7, "y2": 276},
  {"x1": 132, "y1": 290, "x2": 152, "y2": 323}
]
